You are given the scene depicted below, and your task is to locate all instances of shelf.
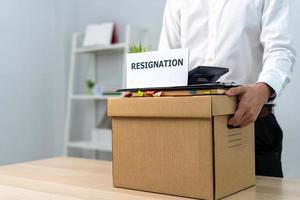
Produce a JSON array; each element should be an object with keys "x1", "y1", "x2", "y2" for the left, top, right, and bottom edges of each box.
[
  {"x1": 75, "y1": 43, "x2": 126, "y2": 54},
  {"x1": 71, "y1": 95, "x2": 122, "y2": 100},
  {"x1": 65, "y1": 27, "x2": 150, "y2": 159},
  {"x1": 67, "y1": 141, "x2": 112, "y2": 152}
]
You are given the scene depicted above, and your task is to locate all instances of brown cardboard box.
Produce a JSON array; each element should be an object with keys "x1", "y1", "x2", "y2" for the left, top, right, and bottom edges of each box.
[{"x1": 108, "y1": 95, "x2": 255, "y2": 200}]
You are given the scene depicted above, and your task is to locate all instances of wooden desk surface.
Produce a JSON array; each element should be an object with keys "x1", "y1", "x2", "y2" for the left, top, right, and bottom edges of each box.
[{"x1": 0, "y1": 157, "x2": 299, "y2": 200}]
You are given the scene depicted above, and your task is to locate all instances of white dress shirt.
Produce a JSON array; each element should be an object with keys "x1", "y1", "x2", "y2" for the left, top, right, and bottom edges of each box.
[{"x1": 159, "y1": 0, "x2": 296, "y2": 95}]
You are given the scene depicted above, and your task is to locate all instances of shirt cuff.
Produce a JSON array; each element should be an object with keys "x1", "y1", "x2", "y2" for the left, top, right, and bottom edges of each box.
[
  {"x1": 257, "y1": 57, "x2": 292, "y2": 96},
  {"x1": 256, "y1": 74, "x2": 281, "y2": 96}
]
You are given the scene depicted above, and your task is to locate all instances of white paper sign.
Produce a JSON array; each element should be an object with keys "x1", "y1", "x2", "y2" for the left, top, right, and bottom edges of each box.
[{"x1": 126, "y1": 49, "x2": 189, "y2": 89}]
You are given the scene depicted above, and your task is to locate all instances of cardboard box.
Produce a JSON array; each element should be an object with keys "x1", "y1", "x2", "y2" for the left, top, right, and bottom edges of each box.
[{"x1": 108, "y1": 95, "x2": 255, "y2": 200}]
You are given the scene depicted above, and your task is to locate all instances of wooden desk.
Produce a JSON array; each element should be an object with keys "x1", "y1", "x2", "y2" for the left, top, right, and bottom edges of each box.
[{"x1": 0, "y1": 157, "x2": 299, "y2": 200}]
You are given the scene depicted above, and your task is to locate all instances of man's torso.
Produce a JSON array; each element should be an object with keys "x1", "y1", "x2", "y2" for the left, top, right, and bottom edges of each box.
[{"x1": 172, "y1": 0, "x2": 265, "y2": 84}]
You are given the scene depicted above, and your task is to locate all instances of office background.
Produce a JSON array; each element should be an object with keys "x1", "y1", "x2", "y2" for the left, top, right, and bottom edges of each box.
[{"x1": 0, "y1": 0, "x2": 299, "y2": 179}]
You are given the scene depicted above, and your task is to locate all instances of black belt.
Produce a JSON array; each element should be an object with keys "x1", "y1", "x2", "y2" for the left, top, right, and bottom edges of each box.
[{"x1": 258, "y1": 104, "x2": 274, "y2": 118}]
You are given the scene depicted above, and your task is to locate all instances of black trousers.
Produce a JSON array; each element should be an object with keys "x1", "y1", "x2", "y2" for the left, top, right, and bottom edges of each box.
[{"x1": 255, "y1": 113, "x2": 283, "y2": 178}]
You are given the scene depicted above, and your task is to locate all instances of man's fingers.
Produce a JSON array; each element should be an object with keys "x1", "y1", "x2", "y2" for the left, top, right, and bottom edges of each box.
[
  {"x1": 238, "y1": 106, "x2": 262, "y2": 127},
  {"x1": 228, "y1": 106, "x2": 246, "y2": 127},
  {"x1": 239, "y1": 118, "x2": 254, "y2": 128},
  {"x1": 241, "y1": 121, "x2": 252, "y2": 128},
  {"x1": 239, "y1": 110, "x2": 259, "y2": 127},
  {"x1": 225, "y1": 86, "x2": 246, "y2": 96}
]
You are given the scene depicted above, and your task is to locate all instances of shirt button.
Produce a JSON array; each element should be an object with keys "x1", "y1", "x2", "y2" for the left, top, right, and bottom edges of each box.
[
  {"x1": 210, "y1": 34, "x2": 215, "y2": 39},
  {"x1": 208, "y1": 58, "x2": 214, "y2": 63}
]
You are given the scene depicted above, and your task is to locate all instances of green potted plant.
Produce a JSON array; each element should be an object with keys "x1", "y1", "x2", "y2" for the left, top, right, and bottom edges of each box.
[
  {"x1": 129, "y1": 43, "x2": 148, "y2": 53},
  {"x1": 86, "y1": 80, "x2": 96, "y2": 95}
]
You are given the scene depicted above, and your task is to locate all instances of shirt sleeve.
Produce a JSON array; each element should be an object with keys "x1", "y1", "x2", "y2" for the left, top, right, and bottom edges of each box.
[
  {"x1": 158, "y1": 0, "x2": 182, "y2": 50},
  {"x1": 258, "y1": 0, "x2": 296, "y2": 96}
]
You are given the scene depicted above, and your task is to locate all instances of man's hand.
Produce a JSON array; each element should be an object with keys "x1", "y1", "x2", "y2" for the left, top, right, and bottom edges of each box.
[{"x1": 225, "y1": 83, "x2": 273, "y2": 127}]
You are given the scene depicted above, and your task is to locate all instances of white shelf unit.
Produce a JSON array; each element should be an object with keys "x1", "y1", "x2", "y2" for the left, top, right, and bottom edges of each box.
[
  {"x1": 64, "y1": 25, "x2": 149, "y2": 159},
  {"x1": 75, "y1": 43, "x2": 127, "y2": 54}
]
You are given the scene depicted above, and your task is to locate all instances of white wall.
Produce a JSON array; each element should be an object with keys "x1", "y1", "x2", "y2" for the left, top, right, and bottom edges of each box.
[
  {"x1": 0, "y1": 0, "x2": 59, "y2": 164},
  {"x1": 0, "y1": 0, "x2": 166, "y2": 163},
  {"x1": 51, "y1": 0, "x2": 79, "y2": 156},
  {"x1": 276, "y1": 0, "x2": 300, "y2": 180}
]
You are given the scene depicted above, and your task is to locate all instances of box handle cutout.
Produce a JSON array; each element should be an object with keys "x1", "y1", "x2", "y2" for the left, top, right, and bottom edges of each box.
[
  {"x1": 227, "y1": 115, "x2": 243, "y2": 148},
  {"x1": 227, "y1": 125, "x2": 241, "y2": 129}
]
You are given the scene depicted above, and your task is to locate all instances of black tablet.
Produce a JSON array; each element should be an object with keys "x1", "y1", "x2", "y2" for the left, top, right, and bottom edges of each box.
[{"x1": 117, "y1": 82, "x2": 239, "y2": 92}]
